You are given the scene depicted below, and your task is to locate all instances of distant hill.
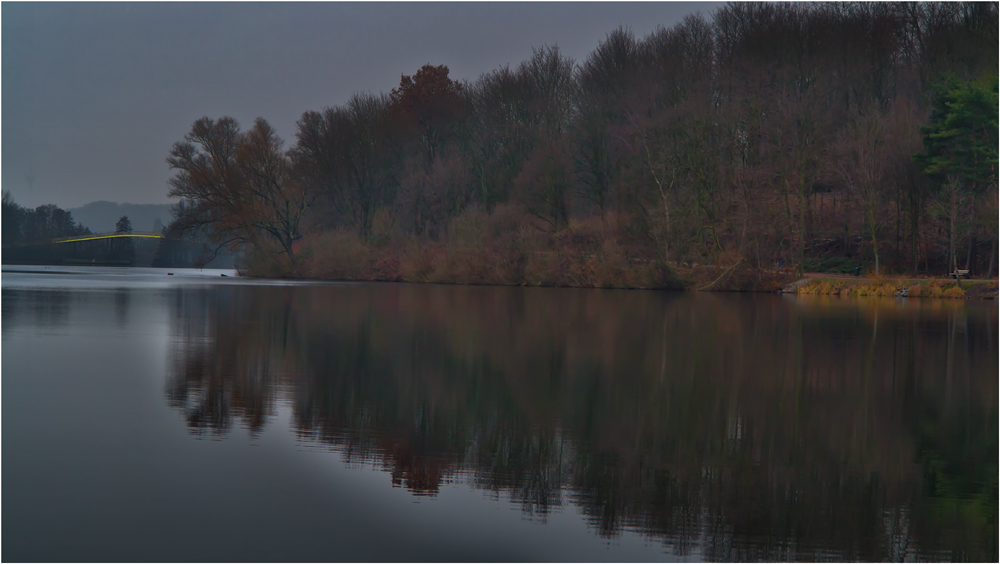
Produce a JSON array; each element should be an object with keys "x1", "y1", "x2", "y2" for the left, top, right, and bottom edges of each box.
[{"x1": 68, "y1": 201, "x2": 175, "y2": 233}]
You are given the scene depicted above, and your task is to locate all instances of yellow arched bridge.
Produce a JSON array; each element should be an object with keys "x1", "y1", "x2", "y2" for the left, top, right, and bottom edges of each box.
[
  {"x1": 2, "y1": 232, "x2": 199, "y2": 249},
  {"x1": 3, "y1": 231, "x2": 202, "y2": 267}
]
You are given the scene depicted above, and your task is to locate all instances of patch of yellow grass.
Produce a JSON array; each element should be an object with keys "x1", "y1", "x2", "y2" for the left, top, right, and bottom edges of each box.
[
  {"x1": 795, "y1": 277, "x2": 976, "y2": 299},
  {"x1": 847, "y1": 281, "x2": 899, "y2": 297},
  {"x1": 797, "y1": 279, "x2": 848, "y2": 295},
  {"x1": 942, "y1": 285, "x2": 966, "y2": 299}
]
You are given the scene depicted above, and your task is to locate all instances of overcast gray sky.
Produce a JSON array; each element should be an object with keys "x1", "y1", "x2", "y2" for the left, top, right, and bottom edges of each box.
[{"x1": 3, "y1": 2, "x2": 720, "y2": 209}]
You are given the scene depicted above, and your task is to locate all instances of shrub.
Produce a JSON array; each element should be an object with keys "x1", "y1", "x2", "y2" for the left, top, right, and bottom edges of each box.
[
  {"x1": 942, "y1": 284, "x2": 966, "y2": 299},
  {"x1": 448, "y1": 206, "x2": 488, "y2": 249},
  {"x1": 241, "y1": 242, "x2": 295, "y2": 277},
  {"x1": 398, "y1": 240, "x2": 447, "y2": 283},
  {"x1": 297, "y1": 231, "x2": 372, "y2": 280}
]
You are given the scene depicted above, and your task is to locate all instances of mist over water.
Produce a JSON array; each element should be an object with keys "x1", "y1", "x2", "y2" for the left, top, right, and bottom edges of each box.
[{"x1": 2, "y1": 267, "x2": 997, "y2": 561}]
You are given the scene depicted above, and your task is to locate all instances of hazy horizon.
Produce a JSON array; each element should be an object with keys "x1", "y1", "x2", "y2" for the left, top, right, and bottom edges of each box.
[{"x1": 2, "y1": 2, "x2": 718, "y2": 210}]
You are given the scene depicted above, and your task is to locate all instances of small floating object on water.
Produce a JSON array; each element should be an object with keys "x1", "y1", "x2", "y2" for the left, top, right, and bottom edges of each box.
[
  {"x1": 221, "y1": 274, "x2": 227, "y2": 277},
  {"x1": 167, "y1": 273, "x2": 174, "y2": 275}
]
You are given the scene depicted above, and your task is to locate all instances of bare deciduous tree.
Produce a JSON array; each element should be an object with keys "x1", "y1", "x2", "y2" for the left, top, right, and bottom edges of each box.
[{"x1": 168, "y1": 117, "x2": 311, "y2": 266}]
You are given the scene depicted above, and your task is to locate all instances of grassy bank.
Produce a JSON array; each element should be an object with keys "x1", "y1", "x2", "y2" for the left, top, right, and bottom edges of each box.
[{"x1": 791, "y1": 278, "x2": 999, "y2": 299}]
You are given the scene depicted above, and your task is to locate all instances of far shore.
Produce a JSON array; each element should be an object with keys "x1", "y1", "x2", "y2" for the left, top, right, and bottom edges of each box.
[
  {"x1": 253, "y1": 264, "x2": 999, "y2": 299},
  {"x1": 4, "y1": 261, "x2": 997, "y2": 299}
]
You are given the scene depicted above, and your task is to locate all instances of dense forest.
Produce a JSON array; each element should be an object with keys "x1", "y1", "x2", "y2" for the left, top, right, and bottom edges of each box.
[
  {"x1": 1, "y1": 192, "x2": 151, "y2": 265},
  {"x1": 166, "y1": 2, "x2": 998, "y2": 288},
  {"x1": 1, "y1": 190, "x2": 230, "y2": 268},
  {"x1": 2, "y1": 191, "x2": 91, "y2": 245}
]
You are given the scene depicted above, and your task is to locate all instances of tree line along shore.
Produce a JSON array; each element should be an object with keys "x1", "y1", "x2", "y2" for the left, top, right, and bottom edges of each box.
[{"x1": 12, "y1": 4, "x2": 1000, "y2": 294}]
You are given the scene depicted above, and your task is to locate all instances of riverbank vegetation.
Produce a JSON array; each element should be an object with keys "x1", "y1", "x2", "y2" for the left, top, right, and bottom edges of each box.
[
  {"x1": 164, "y1": 2, "x2": 998, "y2": 288},
  {"x1": 793, "y1": 277, "x2": 998, "y2": 298}
]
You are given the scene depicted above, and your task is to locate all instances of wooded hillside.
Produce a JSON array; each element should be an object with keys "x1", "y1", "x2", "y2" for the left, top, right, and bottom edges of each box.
[{"x1": 166, "y1": 2, "x2": 999, "y2": 287}]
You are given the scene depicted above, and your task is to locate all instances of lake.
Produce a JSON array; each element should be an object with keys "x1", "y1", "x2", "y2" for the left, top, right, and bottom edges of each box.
[{"x1": 2, "y1": 266, "x2": 997, "y2": 562}]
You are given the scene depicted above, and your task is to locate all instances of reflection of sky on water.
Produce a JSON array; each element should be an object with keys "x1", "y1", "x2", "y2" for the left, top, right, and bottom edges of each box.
[
  {"x1": 0, "y1": 270, "x2": 691, "y2": 561},
  {"x1": 2, "y1": 268, "x2": 996, "y2": 562}
]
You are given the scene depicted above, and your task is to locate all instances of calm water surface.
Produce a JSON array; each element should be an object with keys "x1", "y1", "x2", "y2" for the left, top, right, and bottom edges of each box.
[{"x1": 2, "y1": 266, "x2": 997, "y2": 562}]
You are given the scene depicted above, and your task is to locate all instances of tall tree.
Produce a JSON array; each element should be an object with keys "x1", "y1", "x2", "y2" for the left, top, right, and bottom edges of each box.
[
  {"x1": 574, "y1": 27, "x2": 642, "y2": 214},
  {"x1": 389, "y1": 64, "x2": 465, "y2": 165},
  {"x1": 294, "y1": 94, "x2": 398, "y2": 240},
  {"x1": 115, "y1": 215, "x2": 133, "y2": 234},
  {"x1": 514, "y1": 136, "x2": 573, "y2": 231},
  {"x1": 836, "y1": 110, "x2": 889, "y2": 276},
  {"x1": 114, "y1": 215, "x2": 136, "y2": 263},
  {"x1": 915, "y1": 73, "x2": 999, "y2": 275},
  {"x1": 168, "y1": 117, "x2": 311, "y2": 266},
  {"x1": 462, "y1": 66, "x2": 533, "y2": 210}
]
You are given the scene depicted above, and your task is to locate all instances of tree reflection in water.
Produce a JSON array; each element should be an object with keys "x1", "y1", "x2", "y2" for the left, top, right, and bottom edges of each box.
[
  {"x1": 2, "y1": 288, "x2": 72, "y2": 335},
  {"x1": 165, "y1": 284, "x2": 997, "y2": 560}
]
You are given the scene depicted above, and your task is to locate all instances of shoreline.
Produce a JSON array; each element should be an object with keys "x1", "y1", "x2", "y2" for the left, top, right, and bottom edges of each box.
[
  {"x1": 781, "y1": 277, "x2": 998, "y2": 299},
  {"x1": 5, "y1": 261, "x2": 997, "y2": 299},
  {"x1": 257, "y1": 269, "x2": 999, "y2": 299}
]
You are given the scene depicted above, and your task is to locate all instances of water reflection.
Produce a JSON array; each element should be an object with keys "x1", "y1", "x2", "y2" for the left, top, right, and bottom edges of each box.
[
  {"x1": 114, "y1": 288, "x2": 130, "y2": 328},
  {"x1": 1, "y1": 288, "x2": 72, "y2": 336},
  {"x1": 165, "y1": 285, "x2": 997, "y2": 560}
]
